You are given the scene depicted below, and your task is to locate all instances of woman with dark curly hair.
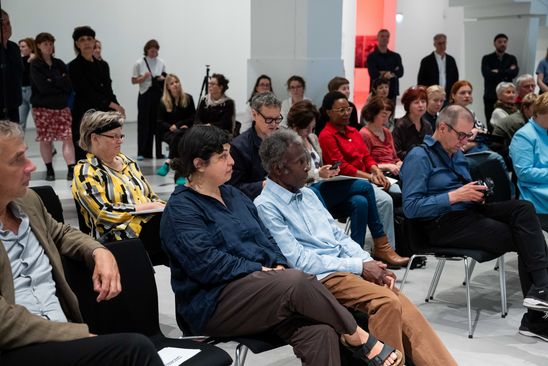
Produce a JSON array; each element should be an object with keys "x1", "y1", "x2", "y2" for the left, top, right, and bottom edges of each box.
[{"x1": 195, "y1": 73, "x2": 235, "y2": 135}]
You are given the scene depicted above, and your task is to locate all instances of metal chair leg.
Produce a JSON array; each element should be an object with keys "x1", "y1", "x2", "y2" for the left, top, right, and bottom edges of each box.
[
  {"x1": 498, "y1": 255, "x2": 507, "y2": 317},
  {"x1": 235, "y1": 344, "x2": 249, "y2": 366},
  {"x1": 344, "y1": 219, "x2": 351, "y2": 235},
  {"x1": 429, "y1": 258, "x2": 446, "y2": 300},
  {"x1": 463, "y1": 259, "x2": 476, "y2": 285},
  {"x1": 426, "y1": 259, "x2": 444, "y2": 302},
  {"x1": 399, "y1": 254, "x2": 417, "y2": 292},
  {"x1": 463, "y1": 257, "x2": 473, "y2": 338}
]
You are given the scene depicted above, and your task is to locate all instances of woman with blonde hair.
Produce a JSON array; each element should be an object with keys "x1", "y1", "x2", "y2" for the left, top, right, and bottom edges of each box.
[
  {"x1": 156, "y1": 73, "x2": 195, "y2": 179},
  {"x1": 423, "y1": 85, "x2": 446, "y2": 130}
]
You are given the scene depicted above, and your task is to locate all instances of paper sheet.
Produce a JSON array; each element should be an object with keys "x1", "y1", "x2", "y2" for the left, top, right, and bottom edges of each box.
[{"x1": 158, "y1": 347, "x2": 201, "y2": 366}]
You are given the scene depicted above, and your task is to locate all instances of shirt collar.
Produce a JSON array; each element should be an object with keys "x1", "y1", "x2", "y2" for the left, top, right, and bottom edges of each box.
[
  {"x1": 264, "y1": 178, "x2": 303, "y2": 204},
  {"x1": 0, "y1": 202, "x2": 29, "y2": 234}
]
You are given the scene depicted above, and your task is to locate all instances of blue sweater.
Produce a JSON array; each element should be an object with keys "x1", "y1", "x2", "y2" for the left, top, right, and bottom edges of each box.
[{"x1": 160, "y1": 184, "x2": 288, "y2": 334}]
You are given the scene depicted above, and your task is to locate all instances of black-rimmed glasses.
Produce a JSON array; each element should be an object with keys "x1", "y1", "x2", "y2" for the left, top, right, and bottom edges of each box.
[
  {"x1": 255, "y1": 109, "x2": 284, "y2": 125},
  {"x1": 445, "y1": 123, "x2": 473, "y2": 141},
  {"x1": 99, "y1": 133, "x2": 125, "y2": 141}
]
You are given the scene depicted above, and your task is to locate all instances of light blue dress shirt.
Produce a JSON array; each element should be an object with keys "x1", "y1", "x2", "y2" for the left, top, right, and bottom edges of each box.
[
  {"x1": 254, "y1": 179, "x2": 372, "y2": 280},
  {"x1": 1, "y1": 202, "x2": 67, "y2": 322},
  {"x1": 510, "y1": 119, "x2": 548, "y2": 214}
]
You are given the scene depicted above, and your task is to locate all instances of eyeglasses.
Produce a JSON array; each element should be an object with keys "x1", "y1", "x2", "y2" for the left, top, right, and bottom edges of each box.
[
  {"x1": 99, "y1": 133, "x2": 125, "y2": 141},
  {"x1": 331, "y1": 107, "x2": 353, "y2": 114},
  {"x1": 255, "y1": 109, "x2": 284, "y2": 125},
  {"x1": 445, "y1": 123, "x2": 473, "y2": 141}
]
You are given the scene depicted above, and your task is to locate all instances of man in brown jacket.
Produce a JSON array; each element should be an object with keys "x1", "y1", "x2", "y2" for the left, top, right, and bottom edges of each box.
[{"x1": 0, "y1": 121, "x2": 162, "y2": 365}]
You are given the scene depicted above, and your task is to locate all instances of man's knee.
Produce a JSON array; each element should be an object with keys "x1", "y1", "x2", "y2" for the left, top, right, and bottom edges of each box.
[
  {"x1": 370, "y1": 288, "x2": 402, "y2": 316},
  {"x1": 279, "y1": 269, "x2": 316, "y2": 290}
]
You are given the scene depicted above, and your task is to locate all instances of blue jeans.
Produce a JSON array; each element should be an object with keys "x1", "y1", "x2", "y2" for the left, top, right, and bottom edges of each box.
[
  {"x1": 19, "y1": 86, "x2": 32, "y2": 131},
  {"x1": 309, "y1": 179, "x2": 385, "y2": 246}
]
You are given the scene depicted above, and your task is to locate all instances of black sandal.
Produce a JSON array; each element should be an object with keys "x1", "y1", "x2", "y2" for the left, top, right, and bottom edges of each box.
[{"x1": 341, "y1": 334, "x2": 403, "y2": 366}]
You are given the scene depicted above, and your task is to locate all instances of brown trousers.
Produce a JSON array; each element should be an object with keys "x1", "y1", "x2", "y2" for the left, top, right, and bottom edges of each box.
[
  {"x1": 322, "y1": 272, "x2": 458, "y2": 366},
  {"x1": 203, "y1": 269, "x2": 358, "y2": 366}
]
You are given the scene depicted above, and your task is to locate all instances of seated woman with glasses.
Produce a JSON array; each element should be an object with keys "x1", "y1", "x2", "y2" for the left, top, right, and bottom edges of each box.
[
  {"x1": 72, "y1": 110, "x2": 167, "y2": 265},
  {"x1": 228, "y1": 92, "x2": 284, "y2": 199},
  {"x1": 195, "y1": 73, "x2": 236, "y2": 136},
  {"x1": 318, "y1": 91, "x2": 409, "y2": 268},
  {"x1": 280, "y1": 75, "x2": 309, "y2": 127}
]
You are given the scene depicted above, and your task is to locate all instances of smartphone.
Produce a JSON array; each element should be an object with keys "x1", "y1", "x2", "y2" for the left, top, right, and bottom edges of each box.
[{"x1": 329, "y1": 161, "x2": 342, "y2": 170}]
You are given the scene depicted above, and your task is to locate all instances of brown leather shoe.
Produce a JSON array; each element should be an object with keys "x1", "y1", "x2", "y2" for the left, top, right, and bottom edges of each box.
[{"x1": 373, "y1": 236, "x2": 410, "y2": 267}]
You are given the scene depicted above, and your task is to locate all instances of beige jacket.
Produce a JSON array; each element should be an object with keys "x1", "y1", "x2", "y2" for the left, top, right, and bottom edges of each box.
[{"x1": 0, "y1": 189, "x2": 104, "y2": 350}]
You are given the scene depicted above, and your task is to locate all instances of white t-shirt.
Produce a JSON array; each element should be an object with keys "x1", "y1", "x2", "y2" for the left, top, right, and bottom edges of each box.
[{"x1": 132, "y1": 56, "x2": 166, "y2": 94}]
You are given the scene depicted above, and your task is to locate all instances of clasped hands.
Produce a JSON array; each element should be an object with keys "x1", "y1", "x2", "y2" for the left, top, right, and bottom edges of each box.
[{"x1": 362, "y1": 260, "x2": 396, "y2": 289}]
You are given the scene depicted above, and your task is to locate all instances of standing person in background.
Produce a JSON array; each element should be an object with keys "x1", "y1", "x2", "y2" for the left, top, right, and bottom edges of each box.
[
  {"x1": 69, "y1": 26, "x2": 124, "y2": 161},
  {"x1": 243, "y1": 74, "x2": 273, "y2": 133},
  {"x1": 536, "y1": 48, "x2": 548, "y2": 94},
  {"x1": 93, "y1": 39, "x2": 103, "y2": 61},
  {"x1": 0, "y1": 10, "x2": 23, "y2": 123},
  {"x1": 280, "y1": 75, "x2": 308, "y2": 126},
  {"x1": 195, "y1": 73, "x2": 235, "y2": 135},
  {"x1": 366, "y1": 29, "x2": 403, "y2": 104},
  {"x1": 30, "y1": 32, "x2": 75, "y2": 181},
  {"x1": 481, "y1": 33, "x2": 519, "y2": 126},
  {"x1": 316, "y1": 76, "x2": 360, "y2": 135},
  {"x1": 417, "y1": 33, "x2": 459, "y2": 97},
  {"x1": 132, "y1": 39, "x2": 166, "y2": 160},
  {"x1": 18, "y1": 37, "x2": 36, "y2": 130},
  {"x1": 156, "y1": 73, "x2": 195, "y2": 180}
]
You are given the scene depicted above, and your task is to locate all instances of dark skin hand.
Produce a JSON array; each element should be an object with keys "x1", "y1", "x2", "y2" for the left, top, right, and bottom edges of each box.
[{"x1": 362, "y1": 261, "x2": 396, "y2": 288}]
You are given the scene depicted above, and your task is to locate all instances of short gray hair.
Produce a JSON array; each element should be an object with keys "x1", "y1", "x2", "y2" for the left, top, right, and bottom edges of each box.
[
  {"x1": 515, "y1": 73, "x2": 534, "y2": 87},
  {"x1": 251, "y1": 92, "x2": 281, "y2": 111},
  {"x1": 0, "y1": 121, "x2": 24, "y2": 154},
  {"x1": 260, "y1": 129, "x2": 304, "y2": 174},
  {"x1": 436, "y1": 104, "x2": 474, "y2": 129},
  {"x1": 79, "y1": 110, "x2": 125, "y2": 151},
  {"x1": 495, "y1": 82, "x2": 515, "y2": 98}
]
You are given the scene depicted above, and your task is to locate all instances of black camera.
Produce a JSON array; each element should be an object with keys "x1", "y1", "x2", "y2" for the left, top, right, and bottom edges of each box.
[{"x1": 476, "y1": 177, "x2": 495, "y2": 197}]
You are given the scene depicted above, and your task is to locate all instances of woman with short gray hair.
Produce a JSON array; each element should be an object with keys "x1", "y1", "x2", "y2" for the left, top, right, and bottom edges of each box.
[{"x1": 490, "y1": 81, "x2": 517, "y2": 128}]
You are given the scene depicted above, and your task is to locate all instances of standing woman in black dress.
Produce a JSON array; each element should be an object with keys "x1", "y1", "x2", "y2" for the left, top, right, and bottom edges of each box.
[{"x1": 68, "y1": 26, "x2": 125, "y2": 161}]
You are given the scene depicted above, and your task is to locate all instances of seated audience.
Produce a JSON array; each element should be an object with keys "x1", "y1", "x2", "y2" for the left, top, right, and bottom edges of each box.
[
  {"x1": 401, "y1": 104, "x2": 548, "y2": 341},
  {"x1": 72, "y1": 111, "x2": 167, "y2": 265},
  {"x1": 318, "y1": 91, "x2": 402, "y2": 258},
  {"x1": 360, "y1": 97, "x2": 401, "y2": 178},
  {"x1": 228, "y1": 92, "x2": 282, "y2": 199},
  {"x1": 243, "y1": 74, "x2": 273, "y2": 133},
  {"x1": 0, "y1": 121, "x2": 162, "y2": 366},
  {"x1": 156, "y1": 73, "x2": 195, "y2": 178},
  {"x1": 316, "y1": 76, "x2": 360, "y2": 134},
  {"x1": 280, "y1": 75, "x2": 309, "y2": 127},
  {"x1": 490, "y1": 81, "x2": 517, "y2": 128},
  {"x1": 255, "y1": 129, "x2": 457, "y2": 366},
  {"x1": 366, "y1": 78, "x2": 393, "y2": 128},
  {"x1": 287, "y1": 100, "x2": 407, "y2": 267},
  {"x1": 160, "y1": 125, "x2": 403, "y2": 366},
  {"x1": 392, "y1": 86, "x2": 432, "y2": 160},
  {"x1": 514, "y1": 74, "x2": 536, "y2": 106},
  {"x1": 195, "y1": 73, "x2": 235, "y2": 135},
  {"x1": 423, "y1": 85, "x2": 446, "y2": 130},
  {"x1": 510, "y1": 93, "x2": 548, "y2": 231}
]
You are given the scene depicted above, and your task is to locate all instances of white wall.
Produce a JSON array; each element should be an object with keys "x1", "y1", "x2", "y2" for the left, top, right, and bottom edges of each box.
[{"x1": 6, "y1": 0, "x2": 251, "y2": 123}]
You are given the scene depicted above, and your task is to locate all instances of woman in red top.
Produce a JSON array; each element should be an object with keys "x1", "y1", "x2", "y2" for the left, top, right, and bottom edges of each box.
[{"x1": 360, "y1": 97, "x2": 401, "y2": 178}]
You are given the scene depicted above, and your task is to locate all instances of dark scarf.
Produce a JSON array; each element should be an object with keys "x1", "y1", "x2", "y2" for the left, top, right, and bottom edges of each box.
[{"x1": 494, "y1": 100, "x2": 517, "y2": 115}]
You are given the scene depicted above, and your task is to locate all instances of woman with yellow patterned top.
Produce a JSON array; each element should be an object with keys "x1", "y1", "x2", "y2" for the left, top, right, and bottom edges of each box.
[{"x1": 72, "y1": 110, "x2": 167, "y2": 265}]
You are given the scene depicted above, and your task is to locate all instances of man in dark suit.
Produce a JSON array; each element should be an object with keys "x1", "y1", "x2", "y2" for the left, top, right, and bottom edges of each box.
[
  {"x1": 417, "y1": 33, "x2": 459, "y2": 98},
  {"x1": 481, "y1": 33, "x2": 519, "y2": 127}
]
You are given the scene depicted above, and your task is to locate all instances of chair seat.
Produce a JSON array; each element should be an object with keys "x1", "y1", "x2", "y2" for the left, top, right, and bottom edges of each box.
[{"x1": 425, "y1": 247, "x2": 501, "y2": 263}]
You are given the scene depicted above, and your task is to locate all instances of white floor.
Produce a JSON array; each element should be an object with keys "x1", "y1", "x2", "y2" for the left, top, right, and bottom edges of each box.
[{"x1": 26, "y1": 122, "x2": 548, "y2": 365}]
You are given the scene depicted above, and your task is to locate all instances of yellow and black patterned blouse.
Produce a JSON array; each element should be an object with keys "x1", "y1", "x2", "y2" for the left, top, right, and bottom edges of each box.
[{"x1": 72, "y1": 153, "x2": 164, "y2": 242}]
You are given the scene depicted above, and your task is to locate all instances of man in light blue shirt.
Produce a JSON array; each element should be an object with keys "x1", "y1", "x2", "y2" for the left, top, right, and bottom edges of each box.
[
  {"x1": 255, "y1": 129, "x2": 457, "y2": 365},
  {"x1": 510, "y1": 93, "x2": 548, "y2": 231}
]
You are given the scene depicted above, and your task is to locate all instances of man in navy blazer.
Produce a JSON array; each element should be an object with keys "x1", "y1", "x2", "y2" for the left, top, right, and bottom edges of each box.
[{"x1": 417, "y1": 33, "x2": 459, "y2": 97}]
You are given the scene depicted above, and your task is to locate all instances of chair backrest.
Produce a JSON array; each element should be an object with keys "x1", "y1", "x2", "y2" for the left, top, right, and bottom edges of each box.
[
  {"x1": 62, "y1": 239, "x2": 160, "y2": 336},
  {"x1": 30, "y1": 186, "x2": 64, "y2": 223},
  {"x1": 466, "y1": 151, "x2": 512, "y2": 203}
]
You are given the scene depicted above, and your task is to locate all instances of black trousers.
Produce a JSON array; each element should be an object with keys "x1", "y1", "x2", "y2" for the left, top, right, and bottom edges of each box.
[
  {"x1": 539, "y1": 214, "x2": 548, "y2": 233},
  {"x1": 137, "y1": 88, "x2": 162, "y2": 158},
  {"x1": 483, "y1": 96, "x2": 497, "y2": 130},
  {"x1": 71, "y1": 107, "x2": 87, "y2": 161},
  {"x1": 0, "y1": 107, "x2": 20, "y2": 123},
  {"x1": 164, "y1": 128, "x2": 188, "y2": 160},
  {"x1": 0, "y1": 333, "x2": 163, "y2": 366},
  {"x1": 424, "y1": 200, "x2": 548, "y2": 297}
]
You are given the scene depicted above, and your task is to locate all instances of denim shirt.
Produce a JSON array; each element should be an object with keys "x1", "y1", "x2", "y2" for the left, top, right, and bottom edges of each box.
[
  {"x1": 401, "y1": 135, "x2": 474, "y2": 220},
  {"x1": 255, "y1": 179, "x2": 372, "y2": 280},
  {"x1": 160, "y1": 184, "x2": 288, "y2": 334}
]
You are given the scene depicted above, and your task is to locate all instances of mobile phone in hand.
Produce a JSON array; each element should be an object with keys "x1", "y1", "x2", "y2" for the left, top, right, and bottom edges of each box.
[{"x1": 329, "y1": 161, "x2": 342, "y2": 170}]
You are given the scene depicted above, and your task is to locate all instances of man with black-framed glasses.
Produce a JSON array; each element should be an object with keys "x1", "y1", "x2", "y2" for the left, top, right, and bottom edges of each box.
[
  {"x1": 401, "y1": 104, "x2": 548, "y2": 342},
  {"x1": 228, "y1": 92, "x2": 283, "y2": 199}
]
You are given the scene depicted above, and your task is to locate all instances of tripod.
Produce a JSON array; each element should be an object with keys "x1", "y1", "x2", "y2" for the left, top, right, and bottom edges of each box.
[{"x1": 198, "y1": 64, "x2": 210, "y2": 102}]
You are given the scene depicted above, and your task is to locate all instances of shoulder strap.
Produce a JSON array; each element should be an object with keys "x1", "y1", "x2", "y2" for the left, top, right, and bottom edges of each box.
[{"x1": 143, "y1": 57, "x2": 153, "y2": 75}]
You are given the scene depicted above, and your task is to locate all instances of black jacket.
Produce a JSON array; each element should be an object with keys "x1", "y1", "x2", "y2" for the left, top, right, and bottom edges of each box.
[
  {"x1": 366, "y1": 48, "x2": 404, "y2": 100},
  {"x1": 481, "y1": 52, "x2": 519, "y2": 100},
  {"x1": 0, "y1": 41, "x2": 23, "y2": 109},
  {"x1": 417, "y1": 52, "x2": 459, "y2": 96},
  {"x1": 30, "y1": 57, "x2": 72, "y2": 109}
]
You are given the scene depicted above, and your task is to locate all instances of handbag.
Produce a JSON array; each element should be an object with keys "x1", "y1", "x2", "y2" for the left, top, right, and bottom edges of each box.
[{"x1": 143, "y1": 57, "x2": 164, "y2": 93}]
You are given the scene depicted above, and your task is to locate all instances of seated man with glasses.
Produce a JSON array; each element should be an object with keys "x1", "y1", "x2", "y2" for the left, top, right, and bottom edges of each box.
[
  {"x1": 401, "y1": 104, "x2": 548, "y2": 342},
  {"x1": 228, "y1": 92, "x2": 284, "y2": 199},
  {"x1": 72, "y1": 110, "x2": 168, "y2": 265}
]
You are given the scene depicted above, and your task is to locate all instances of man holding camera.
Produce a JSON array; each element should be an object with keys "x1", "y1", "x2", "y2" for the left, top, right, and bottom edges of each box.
[{"x1": 400, "y1": 104, "x2": 548, "y2": 341}]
